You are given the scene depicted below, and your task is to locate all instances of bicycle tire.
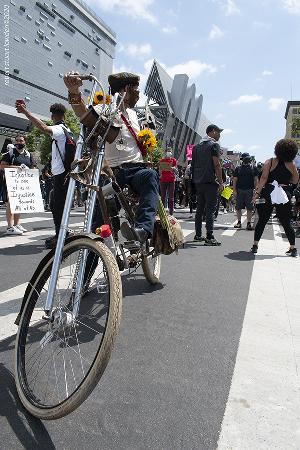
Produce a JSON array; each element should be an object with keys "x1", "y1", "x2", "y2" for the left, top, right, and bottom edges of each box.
[
  {"x1": 141, "y1": 252, "x2": 161, "y2": 285},
  {"x1": 15, "y1": 237, "x2": 122, "y2": 420}
]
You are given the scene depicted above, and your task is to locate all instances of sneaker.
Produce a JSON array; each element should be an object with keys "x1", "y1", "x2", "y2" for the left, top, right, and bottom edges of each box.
[
  {"x1": 251, "y1": 244, "x2": 258, "y2": 254},
  {"x1": 204, "y1": 237, "x2": 221, "y2": 246},
  {"x1": 286, "y1": 248, "x2": 298, "y2": 257},
  {"x1": 194, "y1": 235, "x2": 206, "y2": 242},
  {"x1": 15, "y1": 224, "x2": 27, "y2": 232},
  {"x1": 234, "y1": 222, "x2": 242, "y2": 229},
  {"x1": 6, "y1": 226, "x2": 23, "y2": 235},
  {"x1": 246, "y1": 222, "x2": 253, "y2": 231}
]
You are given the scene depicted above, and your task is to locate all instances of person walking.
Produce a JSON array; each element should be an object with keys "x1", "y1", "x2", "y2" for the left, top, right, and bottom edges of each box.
[
  {"x1": 159, "y1": 148, "x2": 177, "y2": 215},
  {"x1": 0, "y1": 136, "x2": 36, "y2": 235},
  {"x1": 233, "y1": 152, "x2": 258, "y2": 230},
  {"x1": 16, "y1": 102, "x2": 72, "y2": 248},
  {"x1": 251, "y1": 139, "x2": 299, "y2": 256},
  {"x1": 192, "y1": 124, "x2": 224, "y2": 245}
]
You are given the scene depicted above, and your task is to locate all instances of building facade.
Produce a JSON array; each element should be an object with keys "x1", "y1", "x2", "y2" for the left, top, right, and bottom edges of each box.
[
  {"x1": 0, "y1": 0, "x2": 116, "y2": 151},
  {"x1": 142, "y1": 60, "x2": 205, "y2": 162},
  {"x1": 285, "y1": 101, "x2": 300, "y2": 168}
]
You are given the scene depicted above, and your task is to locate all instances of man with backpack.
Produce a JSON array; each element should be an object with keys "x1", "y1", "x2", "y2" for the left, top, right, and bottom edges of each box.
[
  {"x1": 0, "y1": 136, "x2": 36, "y2": 235},
  {"x1": 16, "y1": 102, "x2": 75, "y2": 248},
  {"x1": 233, "y1": 152, "x2": 258, "y2": 230}
]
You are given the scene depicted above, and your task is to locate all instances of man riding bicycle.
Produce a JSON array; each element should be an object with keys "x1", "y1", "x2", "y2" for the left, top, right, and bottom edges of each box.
[{"x1": 64, "y1": 71, "x2": 159, "y2": 243}]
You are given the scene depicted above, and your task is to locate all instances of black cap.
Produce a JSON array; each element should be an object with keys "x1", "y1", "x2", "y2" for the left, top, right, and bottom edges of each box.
[
  {"x1": 241, "y1": 152, "x2": 250, "y2": 159},
  {"x1": 206, "y1": 124, "x2": 224, "y2": 134},
  {"x1": 108, "y1": 72, "x2": 140, "y2": 95}
]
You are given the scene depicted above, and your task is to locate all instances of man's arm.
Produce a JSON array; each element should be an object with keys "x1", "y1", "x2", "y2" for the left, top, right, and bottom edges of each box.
[
  {"x1": 232, "y1": 176, "x2": 238, "y2": 194},
  {"x1": 63, "y1": 72, "x2": 87, "y2": 120},
  {"x1": 15, "y1": 103, "x2": 53, "y2": 135},
  {"x1": 212, "y1": 156, "x2": 224, "y2": 189}
]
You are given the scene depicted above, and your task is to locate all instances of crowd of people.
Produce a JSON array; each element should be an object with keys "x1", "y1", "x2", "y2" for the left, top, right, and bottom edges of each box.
[{"x1": 0, "y1": 69, "x2": 300, "y2": 259}]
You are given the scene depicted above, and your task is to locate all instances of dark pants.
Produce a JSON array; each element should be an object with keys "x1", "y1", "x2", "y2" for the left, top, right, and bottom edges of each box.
[
  {"x1": 52, "y1": 172, "x2": 68, "y2": 236},
  {"x1": 116, "y1": 166, "x2": 159, "y2": 235},
  {"x1": 44, "y1": 178, "x2": 53, "y2": 207},
  {"x1": 195, "y1": 183, "x2": 219, "y2": 238},
  {"x1": 160, "y1": 181, "x2": 175, "y2": 215},
  {"x1": 254, "y1": 187, "x2": 295, "y2": 245}
]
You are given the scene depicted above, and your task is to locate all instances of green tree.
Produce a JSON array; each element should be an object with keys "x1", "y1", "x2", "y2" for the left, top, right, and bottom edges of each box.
[
  {"x1": 151, "y1": 140, "x2": 164, "y2": 167},
  {"x1": 26, "y1": 109, "x2": 80, "y2": 164}
]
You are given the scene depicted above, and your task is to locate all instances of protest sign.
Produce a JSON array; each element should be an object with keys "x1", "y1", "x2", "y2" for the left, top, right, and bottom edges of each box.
[
  {"x1": 5, "y1": 168, "x2": 45, "y2": 213},
  {"x1": 186, "y1": 144, "x2": 195, "y2": 161}
]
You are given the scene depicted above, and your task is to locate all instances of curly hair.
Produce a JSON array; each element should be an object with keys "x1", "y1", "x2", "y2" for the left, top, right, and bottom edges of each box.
[
  {"x1": 50, "y1": 103, "x2": 66, "y2": 115},
  {"x1": 274, "y1": 139, "x2": 298, "y2": 162}
]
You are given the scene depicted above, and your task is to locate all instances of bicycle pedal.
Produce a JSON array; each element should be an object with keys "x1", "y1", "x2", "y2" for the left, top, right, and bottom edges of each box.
[{"x1": 123, "y1": 240, "x2": 140, "y2": 251}]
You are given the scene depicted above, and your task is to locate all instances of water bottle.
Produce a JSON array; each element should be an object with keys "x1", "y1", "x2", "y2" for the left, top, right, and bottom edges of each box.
[
  {"x1": 96, "y1": 224, "x2": 116, "y2": 256},
  {"x1": 255, "y1": 198, "x2": 266, "y2": 205}
]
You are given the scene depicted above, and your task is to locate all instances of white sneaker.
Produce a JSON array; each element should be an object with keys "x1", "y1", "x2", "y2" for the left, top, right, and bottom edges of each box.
[
  {"x1": 15, "y1": 224, "x2": 27, "y2": 232},
  {"x1": 6, "y1": 226, "x2": 23, "y2": 235}
]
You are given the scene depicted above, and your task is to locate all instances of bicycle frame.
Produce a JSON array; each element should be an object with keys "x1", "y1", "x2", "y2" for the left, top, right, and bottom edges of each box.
[{"x1": 44, "y1": 75, "x2": 118, "y2": 314}]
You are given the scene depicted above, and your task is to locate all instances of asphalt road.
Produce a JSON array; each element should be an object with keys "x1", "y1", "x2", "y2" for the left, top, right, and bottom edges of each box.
[{"x1": 0, "y1": 206, "x2": 297, "y2": 450}]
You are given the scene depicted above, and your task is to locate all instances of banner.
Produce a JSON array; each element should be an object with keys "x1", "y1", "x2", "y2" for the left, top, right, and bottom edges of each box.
[
  {"x1": 5, "y1": 168, "x2": 44, "y2": 214},
  {"x1": 186, "y1": 144, "x2": 195, "y2": 161}
]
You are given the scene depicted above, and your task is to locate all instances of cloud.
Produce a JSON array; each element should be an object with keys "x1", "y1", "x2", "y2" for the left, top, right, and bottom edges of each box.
[
  {"x1": 120, "y1": 43, "x2": 152, "y2": 59},
  {"x1": 222, "y1": 128, "x2": 234, "y2": 135},
  {"x1": 209, "y1": 25, "x2": 224, "y2": 40},
  {"x1": 85, "y1": 0, "x2": 157, "y2": 24},
  {"x1": 234, "y1": 144, "x2": 245, "y2": 151},
  {"x1": 268, "y1": 97, "x2": 285, "y2": 111},
  {"x1": 262, "y1": 70, "x2": 273, "y2": 76},
  {"x1": 164, "y1": 60, "x2": 218, "y2": 79},
  {"x1": 229, "y1": 94, "x2": 263, "y2": 105},
  {"x1": 224, "y1": 0, "x2": 241, "y2": 15},
  {"x1": 253, "y1": 21, "x2": 271, "y2": 30},
  {"x1": 281, "y1": 0, "x2": 300, "y2": 15},
  {"x1": 162, "y1": 25, "x2": 177, "y2": 34},
  {"x1": 249, "y1": 145, "x2": 261, "y2": 151}
]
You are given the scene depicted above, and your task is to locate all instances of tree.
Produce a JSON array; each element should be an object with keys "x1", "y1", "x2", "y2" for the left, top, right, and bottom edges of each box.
[{"x1": 26, "y1": 109, "x2": 80, "y2": 164}]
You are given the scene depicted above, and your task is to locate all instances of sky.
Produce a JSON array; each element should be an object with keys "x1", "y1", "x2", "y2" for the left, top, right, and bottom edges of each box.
[{"x1": 85, "y1": 0, "x2": 300, "y2": 162}]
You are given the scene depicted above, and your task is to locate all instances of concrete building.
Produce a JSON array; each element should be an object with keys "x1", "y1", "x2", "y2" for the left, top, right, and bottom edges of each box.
[
  {"x1": 0, "y1": 0, "x2": 116, "y2": 151},
  {"x1": 284, "y1": 101, "x2": 300, "y2": 168}
]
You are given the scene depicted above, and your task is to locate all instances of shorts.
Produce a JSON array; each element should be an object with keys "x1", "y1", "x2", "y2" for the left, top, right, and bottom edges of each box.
[{"x1": 236, "y1": 188, "x2": 254, "y2": 211}]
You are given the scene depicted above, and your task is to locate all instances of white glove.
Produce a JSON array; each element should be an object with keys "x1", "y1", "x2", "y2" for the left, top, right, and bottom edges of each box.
[{"x1": 19, "y1": 164, "x2": 29, "y2": 170}]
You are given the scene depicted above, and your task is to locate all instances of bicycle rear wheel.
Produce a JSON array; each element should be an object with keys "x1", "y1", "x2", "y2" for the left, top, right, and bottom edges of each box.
[
  {"x1": 141, "y1": 250, "x2": 161, "y2": 285},
  {"x1": 15, "y1": 237, "x2": 122, "y2": 420}
]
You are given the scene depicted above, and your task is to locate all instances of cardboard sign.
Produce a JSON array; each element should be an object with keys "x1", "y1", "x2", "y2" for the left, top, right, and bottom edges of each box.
[
  {"x1": 5, "y1": 168, "x2": 44, "y2": 213},
  {"x1": 186, "y1": 144, "x2": 195, "y2": 161}
]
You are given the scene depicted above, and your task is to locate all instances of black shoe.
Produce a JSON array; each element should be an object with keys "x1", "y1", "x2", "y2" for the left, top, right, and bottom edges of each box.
[
  {"x1": 286, "y1": 248, "x2": 298, "y2": 257},
  {"x1": 234, "y1": 222, "x2": 242, "y2": 229},
  {"x1": 194, "y1": 235, "x2": 206, "y2": 242},
  {"x1": 45, "y1": 235, "x2": 57, "y2": 249},
  {"x1": 251, "y1": 244, "x2": 258, "y2": 254},
  {"x1": 246, "y1": 222, "x2": 253, "y2": 231},
  {"x1": 205, "y1": 237, "x2": 221, "y2": 246},
  {"x1": 121, "y1": 222, "x2": 148, "y2": 243}
]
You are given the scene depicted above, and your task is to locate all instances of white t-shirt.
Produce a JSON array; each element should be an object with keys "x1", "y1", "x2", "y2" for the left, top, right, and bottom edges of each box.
[
  {"x1": 50, "y1": 124, "x2": 69, "y2": 176},
  {"x1": 105, "y1": 108, "x2": 143, "y2": 167}
]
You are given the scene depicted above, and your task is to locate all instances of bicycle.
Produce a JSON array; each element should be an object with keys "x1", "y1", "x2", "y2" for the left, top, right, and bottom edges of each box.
[{"x1": 14, "y1": 74, "x2": 162, "y2": 420}]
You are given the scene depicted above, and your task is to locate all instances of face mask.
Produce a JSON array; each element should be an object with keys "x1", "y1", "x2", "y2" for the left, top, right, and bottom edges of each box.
[
  {"x1": 166, "y1": 152, "x2": 172, "y2": 158},
  {"x1": 16, "y1": 143, "x2": 25, "y2": 149}
]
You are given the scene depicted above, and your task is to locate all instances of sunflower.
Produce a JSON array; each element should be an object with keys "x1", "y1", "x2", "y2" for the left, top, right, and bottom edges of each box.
[{"x1": 137, "y1": 129, "x2": 157, "y2": 153}]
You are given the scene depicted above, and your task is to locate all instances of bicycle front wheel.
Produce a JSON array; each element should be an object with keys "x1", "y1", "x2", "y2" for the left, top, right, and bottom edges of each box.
[
  {"x1": 141, "y1": 251, "x2": 161, "y2": 285},
  {"x1": 15, "y1": 237, "x2": 122, "y2": 420}
]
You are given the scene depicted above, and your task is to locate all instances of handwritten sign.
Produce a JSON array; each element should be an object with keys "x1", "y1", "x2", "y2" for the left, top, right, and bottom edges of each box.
[{"x1": 5, "y1": 168, "x2": 44, "y2": 214}]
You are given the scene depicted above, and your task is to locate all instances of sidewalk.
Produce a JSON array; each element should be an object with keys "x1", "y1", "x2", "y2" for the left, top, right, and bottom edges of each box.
[{"x1": 218, "y1": 223, "x2": 300, "y2": 449}]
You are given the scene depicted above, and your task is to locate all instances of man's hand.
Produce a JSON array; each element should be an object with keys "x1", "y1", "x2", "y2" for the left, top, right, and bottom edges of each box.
[
  {"x1": 19, "y1": 164, "x2": 29, "y2": 170},
  {"x1": 15, "y1": 101, "x2": 27, "y2": 115},
  {"x1": 63, "y1": 71, "x2": 83, "y2": 93}
]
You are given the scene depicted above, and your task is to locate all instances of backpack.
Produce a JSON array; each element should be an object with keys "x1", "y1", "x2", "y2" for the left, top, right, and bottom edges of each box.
[{"x1": 53, "y1": 125, "x2": 76, "y2": 172}]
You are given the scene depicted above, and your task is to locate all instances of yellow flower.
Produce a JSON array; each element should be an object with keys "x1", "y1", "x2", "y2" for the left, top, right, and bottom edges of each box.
[
  {"x1": 105, "y1": 94, "x2": 111, "y2": 105},
  {"x1": 137, "y1": 129, "x2": 157, "y2": 153}
]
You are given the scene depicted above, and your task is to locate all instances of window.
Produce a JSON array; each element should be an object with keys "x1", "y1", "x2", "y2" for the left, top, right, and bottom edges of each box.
[
  {"x1": 34, "y1": 38, "x2": 40, "y2": 44},
  {"x1": 14, "y1": 36, "x2": 20, "y2": 42},
  {"x1": 64, "y1": 50, "x2": 72, "y2": 57},
  {"x1": 35, "y1": 20, "x2": 41, "y2": 26},
  {"x1": 82, "y1": 61, "x2": 88, "y2": 68},
  {"x1": 26, "y1": 14, "x2": 32, "y2": 20},
  {"x1": 84, "y1": 88, "x2": 91, "y2": 94},
  {"x1": 21, "y1": 37, "x2": 27, "y2": 43},
  {"x1": 48, "y1": 61, "x2": 53, "y2": 67},
  {"x1": 44, "y1": 2, "x2": 50, "y2": 7},
  {"x1": 70, "y1": 14, "x2": 74, "y2": 19},
  {"x1": 51, "y1": 31, "x2": 55, "y2": 36},
  {"x1": 58, "y1": 41, "x2": 62, "y2": 46},
  {"x1": 52, "y1": 3, "x2": 57, "y2": 8},
  {"x1": 40, "y1": 18, "x2": 45, "y2": 23},
  {"x1": 58, "y1": 73, "x2": 63, "y2": 78},
  {"x1": 92, "y1": 64, "x2": 96, "y2": 69},
  {"x1": 43, "y1": 43, "x2": 51, "y2": 51},
  {"x1": 10, "y1": 0, "x2": 16, "y2": 5},
  {"x1": 40, "y1": 12, "x2": 48, "y2": 20},
  {"x1": 20, "y1": 5, "x2": 26, "y2": 12},
  {"x1": 45, "y1": 36, "x2": 50, "y2": 41},
  {"x1": 14, "y1": 69, "x2": 20, "y2": 74},
  {"x1": 36, "y1": 2, "x2": 56, "y2": 19},
  {"x1": 58, "y1": 19, "x2": 75, "y2": 33},
  {"x1": 47, "y1": 23, "x2": 55, "y2": 30}
]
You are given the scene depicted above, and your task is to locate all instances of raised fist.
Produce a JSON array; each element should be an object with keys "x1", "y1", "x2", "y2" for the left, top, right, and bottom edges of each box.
[{"x1": 64, "y1": 71, "x2": 83, "y2": 93}]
